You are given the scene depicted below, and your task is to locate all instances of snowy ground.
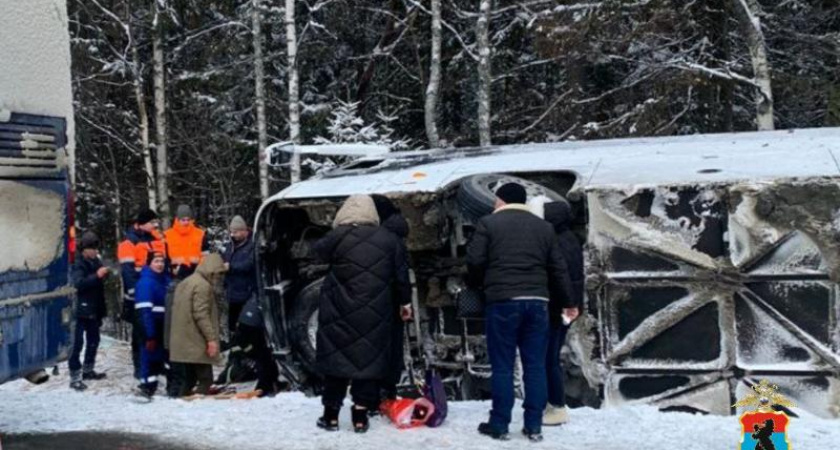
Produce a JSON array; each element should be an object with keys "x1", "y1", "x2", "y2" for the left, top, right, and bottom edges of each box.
[{"x1": 0, "y1": 337, "x2": 836, "y2": 450}]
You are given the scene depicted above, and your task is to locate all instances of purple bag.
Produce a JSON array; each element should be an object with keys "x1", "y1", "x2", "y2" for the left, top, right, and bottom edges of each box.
[{"x1": 423, "y1": 369, "x2": 448, "y2": 427}]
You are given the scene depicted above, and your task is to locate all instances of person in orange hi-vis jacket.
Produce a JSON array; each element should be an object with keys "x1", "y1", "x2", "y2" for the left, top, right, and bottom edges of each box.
[
  {"x1": 117, "y1": 208, "x2": 166, "y2": 379},
  {"x1": 164, "y1": 204, "x2": 210, "y2": 281}
]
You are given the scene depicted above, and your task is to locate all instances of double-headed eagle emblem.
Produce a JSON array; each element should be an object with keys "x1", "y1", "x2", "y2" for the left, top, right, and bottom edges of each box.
[{"x1": 732, "y1": 380, "x2": 796, "y2": 412}]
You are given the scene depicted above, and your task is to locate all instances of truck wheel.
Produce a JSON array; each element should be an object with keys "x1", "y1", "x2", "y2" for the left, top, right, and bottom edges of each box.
[
  {"x1": 457, "y1": 174, "x2": 565, "y2": 221},
  {"x1": 289, "y1": 278, "x2": 323, "y2": 376}
]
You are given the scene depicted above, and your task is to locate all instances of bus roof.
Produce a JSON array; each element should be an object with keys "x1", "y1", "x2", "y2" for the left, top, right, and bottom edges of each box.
[{"x1": 267, "y1": 127, "x2": 840, "y2": 201}]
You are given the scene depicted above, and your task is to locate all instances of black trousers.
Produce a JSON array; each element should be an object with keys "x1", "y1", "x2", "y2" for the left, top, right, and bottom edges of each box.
[
  {"x1": 68, "y1": 318, "x2": 101, "y2": 373},
  {"x1": 381, "y1": 319, "x2": 404, "y2": 400},
  {"x1": 239, "y1": 324, "x2": 280, "y2": 393},
  {"x1": 322, "y1": 376, "x2": 380, "y2": 409},
  {"x1": 171, "y1": 362, "x2": 213, "y2": 396},
  {"x1": 228, "y1": 302, "x2": 245, "y2": 337}
]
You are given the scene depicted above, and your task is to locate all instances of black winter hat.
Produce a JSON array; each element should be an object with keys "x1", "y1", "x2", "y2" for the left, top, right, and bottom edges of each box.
[
  {"x1": 135, "y1": 208, "x2": 159, "y2": 225},
  {"x1": 145, "y1": 250, "x2": 166, "y2": 266},
  {"x1": 495, "y1": 182, "x2": 527, "y2": 204},
  {"x1": 544, "y1": 201, "x2": 573, "y2": 231},
  {"x1": 80, "y1": 231, "x2": 100, "y2": 250},
  {"x1": 371, "y1": 194, "x2": 399, "y2": 222}
]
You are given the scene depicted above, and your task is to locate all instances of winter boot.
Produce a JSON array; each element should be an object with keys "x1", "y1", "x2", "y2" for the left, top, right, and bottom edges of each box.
[
  {"x1": 69, "y1": 371, "x2": 87, "y2": 391},
  {"x1": 543, "y1": 405, "x2": 569, "y2": 426},
  {"x1": 522, "y1": 428, "x2": 544, "y2": 443},
  {"x1": 317, "y1": 406, "x2": 340, "y2": 431},
  {"x1": 82, "y1": 369, "x2": 107, "y2": 381},
  {"x1": 133, "y1": 384, "x2": 155, "y2": 402},
  {"x1": 352, "y1": 405, "x2": 370, "y2": 433},
  {"x1": 478, "y1": 422, "x2": 510, "y2": 441}
]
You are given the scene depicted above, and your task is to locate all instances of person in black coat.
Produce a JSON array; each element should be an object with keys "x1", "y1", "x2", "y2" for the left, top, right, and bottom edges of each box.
[
  {"x1": 312, "y1": 194, "x2": 411, "y2": 433},
  {"x1": 542, "y1": 201, "x2": 584, "y2": 426},
  {"x1": 466, "y1": 183, "x2": 577, "y2": 441},
  {"x1": 235, "y1": 295, "x2": 282, "y2": 396},
  {"x1": 223, "y1": 215, "x2": 257, "y2": 335},
  {"x1": 370, "y1": 194, "x2": 413, "y2": 403},
  {"x1": 68, "y1": 231, "x2": 110, "y2": 390}
]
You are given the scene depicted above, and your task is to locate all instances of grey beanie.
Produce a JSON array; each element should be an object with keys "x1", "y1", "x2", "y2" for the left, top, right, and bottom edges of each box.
[
  {"x1": 229, "y1": 215, "x2": 248, "y2": 231},
  {"x1": 176, "y1": 204, "x2": 193, "y2": 219}
]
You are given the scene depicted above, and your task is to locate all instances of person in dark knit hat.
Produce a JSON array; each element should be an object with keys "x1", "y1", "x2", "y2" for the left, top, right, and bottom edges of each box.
[
  {"x1": 117, "y1": 208, "x2": 165, "y2": 379},
  {"x1": 69, "y1": 231, "x2": 110, "y2": 390},
  {"x1": 370, "y1": 194, "x2": 413, "y2": 406},
  {"x1": 542, "y1": 201, "x2": 583, "y2": 426},
  {"x1": 466, "y1": 182, "x2": 577, "y2": 442}
]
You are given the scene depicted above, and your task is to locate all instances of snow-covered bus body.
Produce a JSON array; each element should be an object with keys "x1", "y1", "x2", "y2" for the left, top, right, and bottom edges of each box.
[
  {"x1": 255, "y1": 128, "x2": 840, "y2": 418},
  {"x1": 0, "y1": 0, "x2": 76, "y2": 384}
]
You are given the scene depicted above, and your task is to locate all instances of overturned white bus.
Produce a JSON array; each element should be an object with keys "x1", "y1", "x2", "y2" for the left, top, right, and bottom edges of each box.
[{"x1": 255, "y1": 128, "x2": 840, "y2": 418}]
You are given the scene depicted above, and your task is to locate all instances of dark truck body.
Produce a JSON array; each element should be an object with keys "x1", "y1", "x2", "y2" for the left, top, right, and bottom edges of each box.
[
  {"x1": 255, "y1": 128, "x2": 840, "y2": 418},
  {"x1": 0, "y1": 0, "x2": 77, "y2": 385},
  {"x1": 0, "y1": 113, "x2": 74, "y2": 384}
]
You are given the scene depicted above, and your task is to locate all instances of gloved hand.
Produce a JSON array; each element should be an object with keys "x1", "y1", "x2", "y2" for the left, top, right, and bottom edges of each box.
[{"x1": 145, "y1": 339, "x2": 158, "y2": 352}]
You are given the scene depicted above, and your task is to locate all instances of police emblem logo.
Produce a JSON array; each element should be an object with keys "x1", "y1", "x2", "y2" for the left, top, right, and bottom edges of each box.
[{"x1": 733, "y1": 380, "x2": 795, "y2": 450}]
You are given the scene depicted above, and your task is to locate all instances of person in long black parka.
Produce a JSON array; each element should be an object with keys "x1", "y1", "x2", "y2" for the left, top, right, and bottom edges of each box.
[{"x1": 312, "y1": 194, "x2": 412, "y2": 433}]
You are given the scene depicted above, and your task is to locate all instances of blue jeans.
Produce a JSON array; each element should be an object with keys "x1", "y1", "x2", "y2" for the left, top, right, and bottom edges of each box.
[
  {"x1": 68, "y1": 318, "x2": 101, "y2": 373},
  {"x1": 546, "y1": 323, "x2": 570, "y2": 407},
  {"x1": 485, "y1": 300, "x2": 549, "y2": 434}
]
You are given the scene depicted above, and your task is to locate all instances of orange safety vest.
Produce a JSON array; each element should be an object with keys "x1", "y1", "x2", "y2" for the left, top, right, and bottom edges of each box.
[
  {"x1": 164, "y1": 221, "x2": 205, "y2": 268},
  {"x1": 117, "y1": 229, "x2": 166, "y2": 271}
]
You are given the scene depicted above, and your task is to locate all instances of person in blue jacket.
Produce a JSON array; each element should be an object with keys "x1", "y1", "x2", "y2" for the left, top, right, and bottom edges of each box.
[{"x1": 134, "y1": 251, "x2": 170, "y2": 399}]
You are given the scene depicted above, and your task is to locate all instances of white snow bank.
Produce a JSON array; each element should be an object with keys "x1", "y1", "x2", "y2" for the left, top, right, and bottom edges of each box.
[{"x1": 0, "y1": 338, "x2": 835, "y2": 449}]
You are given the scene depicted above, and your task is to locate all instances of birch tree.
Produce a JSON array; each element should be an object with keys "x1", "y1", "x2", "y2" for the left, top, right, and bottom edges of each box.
[
  {"x1": 126, "y1": 10, "x2": 158, "y2": 211},
  {"x1": 252, "y1": 0, "x2": 269, "y2": 198},
  {"x1": 732, "y1": 0, "x2": 774, "y2": 130},
  {"x1": 476, "y1": 0, "x2": 492, "y2": 147},
  {"x1": 286, "y1": 0, "x2": 302, "y2": 183},
  {"x1": 153, "y1": 1, "x2": 170, "y2": 218},
  {"x1": 424, "y1": 0, "x2": 442, "y2": 148}
]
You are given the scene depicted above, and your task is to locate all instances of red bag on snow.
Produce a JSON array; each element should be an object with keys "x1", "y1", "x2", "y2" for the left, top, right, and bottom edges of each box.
[{"x1": 380, "y1": 397, "x2": 436, "y2": 429}]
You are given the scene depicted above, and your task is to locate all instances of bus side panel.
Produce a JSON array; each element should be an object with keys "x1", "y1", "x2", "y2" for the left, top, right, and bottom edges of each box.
[
  {"x1": 0, "y1": 295, "x2": 72, "y2": 383},
  {"x1": 0, "y1": 178, "x2": 72, "y2": 383}
]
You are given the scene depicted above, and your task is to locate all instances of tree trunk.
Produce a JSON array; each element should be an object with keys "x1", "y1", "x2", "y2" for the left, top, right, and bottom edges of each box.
[
  {"x1": 153, "y1": 5, "x2": 170, "y2": 218},
  {"x1": 424, "y1": 0, "x2": 442, "y2": 148},
  {"x1": 131, "y1": 40, "x2": 157, "y2": 210},
  {"x1": 286, "y1": 0, "x2": 301, "y2": 183},
  {"x1": 476, "y1": 0, "x2": 492, "y2": 147},
  {"x1": 252, "y1": 0, "x2": 269, "y2": 198},
  {"x1": 733, "y1": 0, "x2": 774, "y2": 130}
]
